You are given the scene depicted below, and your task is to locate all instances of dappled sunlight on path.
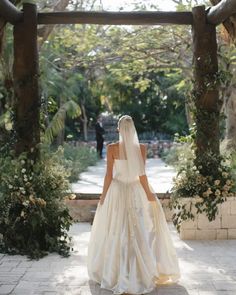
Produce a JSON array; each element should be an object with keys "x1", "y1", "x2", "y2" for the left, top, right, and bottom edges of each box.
[
  {"x1": 71, "y1": 158, "x2": 176, "y2": 194},
  {"x1": 1, "y1": 222, "x2": 236, "y2": 294}
]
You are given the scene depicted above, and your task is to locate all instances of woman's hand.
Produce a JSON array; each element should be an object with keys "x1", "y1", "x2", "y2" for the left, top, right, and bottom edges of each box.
[
  {"x1": 147, "y1": 192, "x2": 156, "y2": 202},
  {"x1": 99, "y1": 194, "x2": 105, "y2": 205}
]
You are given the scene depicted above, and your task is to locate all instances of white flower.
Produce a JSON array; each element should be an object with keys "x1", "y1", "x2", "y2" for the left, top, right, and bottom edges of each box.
[
  {"x1": 8, "y1": 184, "x2": 13, "y2": 189},
  {"x1": 14, "y1": 175, "x2": 18, "y2": 179},
  {"x1": 207, "y1": 188, "x2": 212, "y2": 194},
  {"x1": 203, "y1": 192, "x2": 208, "y2": 198},
  {"x1": 21, "y1": 160, "x2": 25, "y2": 165},
  {"x1": 21, "y1": 168, "x2": 26, "y2": 174},
  {"x1": 215, "y1": 189, "x2": 221, "y2": 196},
  {"x1": 23, "y1": 201, "x2": 29, "y2": 206},
  {"x1": 214, "y1": 180, "x2": 220, "y2": 186},
  {"x1": 223, "y1": 185, "x2": 229, "y2": 191},
  {"x1": 222, "y1": 172, "x2": 228, "y2": 178},
  {"x1": 226, "y1": 180, "x2": 232, "y2": 186}
]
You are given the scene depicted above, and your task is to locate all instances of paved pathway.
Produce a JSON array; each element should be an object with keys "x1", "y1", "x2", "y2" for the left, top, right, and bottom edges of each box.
[
  {"x1": 1, "y1": 222, "x2": 236, "y2": 295},
  {"x1": 71, "y1": 158, "x2": 176, "y2": 194}
]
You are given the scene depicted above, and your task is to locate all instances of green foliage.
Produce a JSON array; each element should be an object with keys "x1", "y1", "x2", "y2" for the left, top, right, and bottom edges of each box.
[
  {"x1": 107, "y1": 70, "x2": 189, "y2": 135},
  {"x1": 229, "y1": 151, "x2": 236, "y2": 184},
  {"x1": 61, "y1": 143, "x2": 99, "y2": 182},
  {"x1": 163, "y1": 127, "x2": 235, "y2": 231},
  {"x1": 40, "y1": 26, "x2": 100, "y2": 142},
  {"x1": 168, "y1": 137, "x2": 235, "y2": 232},
  {"x1": 44, "y1": 100, "x2": 81, "y2": 144},
  {"x1": 39, "y1": 23, "x2": 191, "y2": 139},
  {"x1": 160, "y1": 143, "x2": 193, "y2": 168},
  {"x1": 0, "y1": 149, "x2": 73, "y2": 259},
  {"x1": 161, "y1": 127, "x2": 196, "y2": 166}
]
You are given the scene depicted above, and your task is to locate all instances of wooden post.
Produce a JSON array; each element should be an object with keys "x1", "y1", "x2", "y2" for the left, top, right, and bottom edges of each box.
[
  {"x1": 13, "y1": 3, "x2": 40, "y2": 157},
  {"x1": 0, "y1": 0, "x2": 23, "y2": 24},
  {"x1": 192, "y1": 5, "x2": 221, "y2": 175}
]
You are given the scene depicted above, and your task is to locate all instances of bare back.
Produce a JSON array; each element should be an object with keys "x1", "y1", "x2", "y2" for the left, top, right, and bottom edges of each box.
[{"x1": 108, "y1": 142, "x2": 146, "y2": 163}]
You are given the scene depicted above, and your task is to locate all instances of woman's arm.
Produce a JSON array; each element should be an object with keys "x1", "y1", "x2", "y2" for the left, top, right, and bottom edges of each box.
[
  {"x1": 139, "y1": 144, "x2": 156, "y2": 202},
  {"x1": 99, "y1": 144, "x2": 114, "y2": 205}
]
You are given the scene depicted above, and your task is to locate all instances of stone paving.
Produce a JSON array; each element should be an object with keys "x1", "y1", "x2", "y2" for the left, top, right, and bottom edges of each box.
[
  {"x1": 1, "y1": 222, "x2": 236, "y2": 295},
  {"x1": 71, "y1": 158, "x2": 176, "y2": 194}
]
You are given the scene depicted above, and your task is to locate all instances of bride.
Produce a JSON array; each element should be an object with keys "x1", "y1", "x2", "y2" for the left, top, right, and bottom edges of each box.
[{"x1": 87, "y1": 115, "x2": 180, "y2": 294}]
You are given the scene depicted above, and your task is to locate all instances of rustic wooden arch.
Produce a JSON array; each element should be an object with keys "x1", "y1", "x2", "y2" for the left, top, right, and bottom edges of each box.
[{"x1": 0, "y1": 0, "x2": 236, "y2": 169}]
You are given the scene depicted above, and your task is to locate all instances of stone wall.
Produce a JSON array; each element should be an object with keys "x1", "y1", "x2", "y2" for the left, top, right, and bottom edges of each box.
[
  {"x1": 65, "y1": 199, "x2": 98, "y2": 223},
  {"x1": 65, "y1": 196, "x2": 236, "y2": 240},
  {"x1": 179, "y1": 197, "x2": 236, "y2": 240},
  {"x1": 65, "y1": 196, "x2": 173, "y2": 223}
]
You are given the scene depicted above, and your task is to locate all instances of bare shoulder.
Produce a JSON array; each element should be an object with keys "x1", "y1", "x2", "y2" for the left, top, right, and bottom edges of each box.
[
  {"x1": 107, "y1": 142, "x2": 119, "y2": 152},
  {"x1": 107, "y1": 142, "x2": 118, "y2": 148}
]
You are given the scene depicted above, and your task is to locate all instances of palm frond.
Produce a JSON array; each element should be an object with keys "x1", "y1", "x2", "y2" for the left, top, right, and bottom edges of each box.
[{"x1": 44, "y1": 100, "x2": 81, "y2": 144}]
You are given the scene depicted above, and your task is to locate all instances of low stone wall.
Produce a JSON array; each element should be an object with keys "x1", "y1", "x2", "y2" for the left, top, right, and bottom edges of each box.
[
  {"x1": 65, "y1": 196, "x2": 236, "y2": 240},
  {"x1": 179, "y1": 197, "x2": 236, "y2": 240},
  {"x1": 65, "y1": 199, "x2": 98, "y2": 223},
  {"x1": 65, "y1": 194, "x2": 173, "y2": 223}
]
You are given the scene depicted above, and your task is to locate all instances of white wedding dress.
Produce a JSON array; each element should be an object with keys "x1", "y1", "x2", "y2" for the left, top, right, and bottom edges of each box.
[{"x1": 87, "y1": 159, "x2": 180, "y2": 294}]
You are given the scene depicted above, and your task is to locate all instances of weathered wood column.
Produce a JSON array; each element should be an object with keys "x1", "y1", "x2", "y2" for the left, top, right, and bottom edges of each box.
[
  {"x1": 192, "y1": 5, "x2": 221, "y2": 175},
  {"x1": 13, "y1": 2, "x2": 40, "y2": 157}
]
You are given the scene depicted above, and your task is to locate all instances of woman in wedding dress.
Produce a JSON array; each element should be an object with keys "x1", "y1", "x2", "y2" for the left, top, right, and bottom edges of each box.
[{"x1": 87, "y1": 115, "x2": 180, "y2": 294}]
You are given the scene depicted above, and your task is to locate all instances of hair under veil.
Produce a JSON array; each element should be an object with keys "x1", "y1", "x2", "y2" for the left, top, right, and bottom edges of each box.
[{"x1": 118, "y1": 115, "x2": 145, "y2": 179}]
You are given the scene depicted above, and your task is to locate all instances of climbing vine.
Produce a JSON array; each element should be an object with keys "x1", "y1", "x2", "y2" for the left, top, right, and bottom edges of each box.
[{"x1": 169, "y1": 68, "x2": 235, "y2": 232}]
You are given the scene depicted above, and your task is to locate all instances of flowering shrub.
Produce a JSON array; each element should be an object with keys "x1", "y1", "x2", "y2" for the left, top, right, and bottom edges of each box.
[
  {"x1": 0, "y1": 148, "x2": 73, "y2": 259},
  {"x1": 169, "y1": 152, "x2": 235, "y2": 231}
]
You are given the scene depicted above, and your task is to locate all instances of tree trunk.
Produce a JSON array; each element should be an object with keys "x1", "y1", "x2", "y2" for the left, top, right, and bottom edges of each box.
[
  {"x1": 56, "y1": 96, "x2": 65, "y2": 146},
  {"x1": 38, "y1": 0, "x2": 70, "y2": 48},
  {"x1": 223, "y1": 87, "x2": 236, "y2": 149},
  {"x1": 81, "y1": 103, "x2": 88, "y2": 141},
  {"x1": 192, "y1": 5, "x2": 221, "y2": 175},
  {"x1": 0, "y1": 0, "x2": 23, "y2": 24},
  {"x1": 185, "y1": 100, "x2": 194, "y2": 127},
  {"x1": 13, "y1": 3, "x2": 40, "y2": 158},
  {"x1": 56, "y1": 127, "x2": 65, "y2": 146},
  {"x1": 208, "y1": 0, "x2": 236, "y2": 25},
  {"x1": 0, "y1": 18, "x2": 6, "y2": 55},
  {"x1": 208, "y1": 0, "x2": 236, "y2": 42}
]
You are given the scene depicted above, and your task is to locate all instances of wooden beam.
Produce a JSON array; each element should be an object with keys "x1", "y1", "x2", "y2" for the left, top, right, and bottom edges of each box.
[
  {"x1": 207, "y1": 0, "x2": 236, "y2": 25},
  {"x1": 192, "y1": 5, "x2": 221, "y2": 174},
  {"x1": 37, "y1": 11, "x2": 193, "y2": 25},
  {"x1": 13, "y1": 3, "x2": 40, "y2": 157},
  {"x1": 0, "y1": 0, "x2": 23, "y2": 24}
]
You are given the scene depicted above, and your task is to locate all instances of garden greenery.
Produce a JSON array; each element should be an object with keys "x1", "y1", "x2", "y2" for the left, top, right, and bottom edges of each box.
[
  {"x1": 168, "y1": 129, "x2": 235, "y2": 232},
  {"x1": 0, "y1": 148, "x2": 73, "y2": 259},
  {"x1": 62, "y1": 143, "x2": 98, "y2": 182}
]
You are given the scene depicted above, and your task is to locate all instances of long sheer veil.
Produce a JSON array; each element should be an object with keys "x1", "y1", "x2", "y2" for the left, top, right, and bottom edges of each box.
[{"x1": 118, "y1": 115, "x2": 145, "y2": 179}]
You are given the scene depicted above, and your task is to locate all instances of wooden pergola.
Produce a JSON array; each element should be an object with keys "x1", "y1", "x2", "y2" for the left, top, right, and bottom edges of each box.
[{"x1": 0, "y1": 0, "x2": 236, "y2": 169}]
